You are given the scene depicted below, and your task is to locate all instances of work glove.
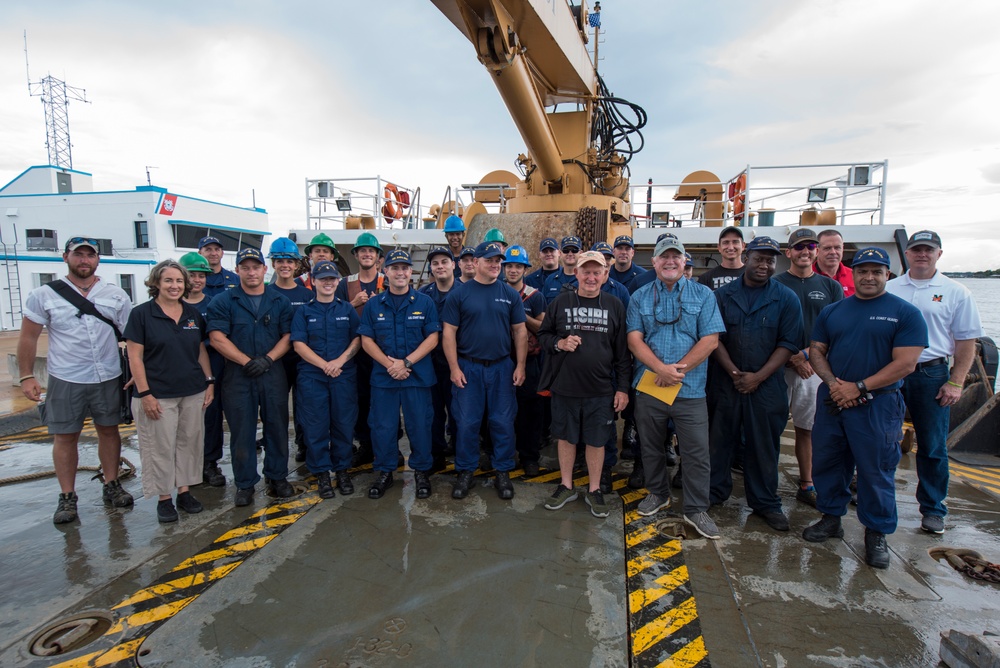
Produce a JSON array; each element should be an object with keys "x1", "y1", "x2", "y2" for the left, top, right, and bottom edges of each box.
[{"x1": 243, "y1": 355, "x2": 273, "y2": 378}]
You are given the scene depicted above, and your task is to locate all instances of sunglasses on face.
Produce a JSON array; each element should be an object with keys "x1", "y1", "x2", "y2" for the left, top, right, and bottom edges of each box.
[
  {"x1": 792, "y1": 242, "x2": 818, "y2": 251},
  {"x1": 562, "y1": 248, "x2": 580, "y2": 254}
]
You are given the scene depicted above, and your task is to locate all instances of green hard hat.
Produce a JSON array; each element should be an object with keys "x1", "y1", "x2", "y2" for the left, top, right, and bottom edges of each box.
[
  {"x1": 352, "y1": 232, "x2": 383, "y2": 255},
  {"x1": 305, "y1": 232, "x2": 338, "y2": 255},
  {"x1": 178, "y1": 252, "x2": 212, "y2": 273},
  {"x1": 484, "y1": 228, "x2": 506, "y2": 244}
]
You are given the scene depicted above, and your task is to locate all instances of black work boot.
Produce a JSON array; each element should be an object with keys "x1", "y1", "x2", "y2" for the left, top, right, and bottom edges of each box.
[
  {"x1": 316, "y1": 471, "x2": 335, "y2": 499},
  {"x1": 495, "y1": 471, "x2": 514, "y2": 500},
  {"x1": 627, "y1": 460, "x2": 645, "y2": 490},
  {"x1": 335, "y1": 470, "x2": 354, "y2": 495},
  {"x1": 452, "y1": 470, "x2": 476, "y2": 499},
  {"x1": 865, "y1": 528, "x2": 890, "y2": 569},
  {"x1": 103, "y1": 479, "x2": 134, "y2": 507},
  {"x1": 414, "y1": 471, "x2": 432, "y2": 499},
  {"x1": 267, "y1": 478, "x2": 295, "y2": 498},
  {"x1": 202, "y1": 462, "x2": 226, "y2": 487},
  {"x1": 368, "y1": 471, "x2": 394, "y2": 499},
  {"x1": 599, "y1": 468, "x2": 613, "y2": 494},
  {"x1": 803, "y1": 514, "x2": 844, "y2": 543}
]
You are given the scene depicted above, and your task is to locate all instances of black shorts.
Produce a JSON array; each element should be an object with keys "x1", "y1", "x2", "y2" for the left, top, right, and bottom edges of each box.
[{"x1": 551, "y1": 394, "x2": 614, "y2": 446}]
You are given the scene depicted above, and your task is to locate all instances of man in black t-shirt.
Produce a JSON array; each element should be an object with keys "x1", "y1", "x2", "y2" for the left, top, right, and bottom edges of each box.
[
  {"x1": 538, "y1": 251, "x2": 630, "y2": 519},
  {"x1": 698, "y1": 226, "x2": 745, "y2": 291}
]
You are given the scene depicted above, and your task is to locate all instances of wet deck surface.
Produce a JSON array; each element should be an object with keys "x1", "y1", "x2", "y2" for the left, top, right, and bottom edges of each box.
[{"x1": 1, "y1": 413, "x2": 999, "y2": 666}]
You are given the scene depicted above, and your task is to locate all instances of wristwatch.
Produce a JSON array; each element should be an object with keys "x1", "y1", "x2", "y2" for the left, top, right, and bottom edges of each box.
[
  {"x1": 403, "y1": 358, "x2": 413, "y2": 369},
  {"x1": 855, "y1": 380, "x2": 868, "y2": 394},
  {"x1": 205, "y1": 376, "x2": 216, "y2": 383}
]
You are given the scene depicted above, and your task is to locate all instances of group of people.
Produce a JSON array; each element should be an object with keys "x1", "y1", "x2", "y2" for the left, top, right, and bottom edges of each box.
[{"x1": 20, "y1": 221, "x2": 983, "y2": 571}]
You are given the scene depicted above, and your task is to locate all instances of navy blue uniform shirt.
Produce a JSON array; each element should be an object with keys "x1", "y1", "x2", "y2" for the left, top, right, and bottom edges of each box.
[
  {"x1": 609, "y1": 263, "x2": 646, "y2": 286},
  {"x1": 714, "y1": 278, "x2": 804, "y2": 372},
  {"x1": 290, "y1": 298, "x2": 360, "y2": 376},
  {"x1": 443, "y1": 280, "x2": 526, "y2": 360},
  {"x1": 203, "y1": 267, "x2": 240, "y2": 299},
  {"x1": 359, "y1": 289, "x2": 441, "y2": 388},
  {"x1": 206, "y1": 287, "x2": 293, "y2": 357}
]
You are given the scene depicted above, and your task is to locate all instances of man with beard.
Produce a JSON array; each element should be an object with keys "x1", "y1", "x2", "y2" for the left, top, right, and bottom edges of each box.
[
  {"x1": 19, "y1": 237, "x2": 135, "y2": 524},
  {"x1": 708, "y1": 237, "x2": 803, "y2": 532},
  {"x1": 443, "y1": 242, "x2": 527, "y2": 500},
  {"x1": 804, "y1": 247, "x2": 927, "y2": 569}
]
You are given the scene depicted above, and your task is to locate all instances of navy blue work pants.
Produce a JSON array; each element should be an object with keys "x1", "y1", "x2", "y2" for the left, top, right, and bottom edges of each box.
[
  {"x1": 299, "y1": 370, "x2": 357, "y2": 474},
  {"x1": 899, "y1": 364, "x2": 951, "y2": 518},
  {"x1": 709, "y1": 376, "x2": 787, "y2": 513},
  {"x1": 222, "y1": 361, "x2": 289, "y2": 490},
  {"x1": 514, "y1": 355, "x2": 543, "y2": 464},
  {"x1": 203, "y1": 348, "x2": 226, "y2": 465},
  {"x1": 452, "y1": 358, "x2": 516, "y2": 472},
  {"x1": 812, "y1": 387, "x2": 904, "y2": 534},
  {"x1": 354, "y1": 351, "x2": 374, "y2": 447},
  {"x1": 370, "y1": 386, "x2": 434, "y2": 473},
  {"x1": 430, "y1": 356, "x2": 456, "y2": 457}
]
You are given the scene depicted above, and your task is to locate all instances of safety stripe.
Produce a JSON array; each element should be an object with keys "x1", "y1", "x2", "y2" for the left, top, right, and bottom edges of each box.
[
  {"x1": 624, "y1": 491, "x2": 711, "y2": 668},
  {"x1": 50, "y1": 490, "x2": 323, "y2": 667},
  {"x1": 950, "y1": 462, "x2": 1000, "y2": 497}
]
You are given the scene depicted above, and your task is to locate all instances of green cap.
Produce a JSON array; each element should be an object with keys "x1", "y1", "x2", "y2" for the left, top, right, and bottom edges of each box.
[{"x1": 178, "y1": 251, "x2": 212, "y2": 273}]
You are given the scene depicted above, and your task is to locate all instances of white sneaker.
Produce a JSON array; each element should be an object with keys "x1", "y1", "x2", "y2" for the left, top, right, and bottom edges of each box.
[
  {"x1": 684, "y1": 512, "x2": 721, "y2": 539},
  {"x1": 637, "y1": 493, "x2": 671, "y2": 517}
]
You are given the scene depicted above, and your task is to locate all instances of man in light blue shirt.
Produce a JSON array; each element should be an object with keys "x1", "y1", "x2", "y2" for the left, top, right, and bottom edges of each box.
[{"x1": 626, "y1": 237, "x2": 725, "y2": 538}]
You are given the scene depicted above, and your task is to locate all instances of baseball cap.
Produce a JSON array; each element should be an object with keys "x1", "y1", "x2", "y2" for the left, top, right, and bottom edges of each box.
[
  {"x1": 199, "y1": 236, "x2": 223, "y2": 249},
  {"x1": 656, "y1": 232, "x2": 678, "y2": 243},
  {"x1": 613, "y1": 235, "x2": 634, "y2": 248},
  {"x1": 576, "y1": 251, "x2": 607, "y2": 268},
  {"x1": 539, "y1": 237, "x2": 559, "y2": 252},
  {"x1": 654, "y1": 237, "x2": 686, "y2": 257},
  {"x1": 561, "y1": 236, "x2": 582, "y2": 251},
  {"x1": 459, "y1": 246, "x2": 476, "y2": 259},
  {"x1": 64, "y1": 236, "x2": 99, "y2": 252},
  {"x1": 906, "y1": 230, "x2": 942, "y2": 250},
  {"x1": 592, "y1": 241, "x2": 615, "y2": 257},
  {"x1": 852, "y1": 246, "x2": 891, "y2": 267},
  {"x1": 311, "y1": 260, "x2": 341, "y2": 279},
  {"x1": 719, "y1": 226, "x2": 744, "y2": 241},
  {"x1": 426, "y1": 246, "x2": 454, "y2": 261},
  {"x1": 745, "y1": 236, "x2": 781, "y2": 254},
  {"x1": 787, "y1": 228, "x2": 818, "y2": 247},
  {"x1": 384, "y1": 249, "x2": 412, "y2": 266},
  {"x1": 684, "y1": 252, "x2": 694, "y2": 267},
  {"x1": 235, "y1": 248, "x2": 265, "y2": 265},
  {"x1": 474, "y1": 242, "x2": 504, "y2": 259}
]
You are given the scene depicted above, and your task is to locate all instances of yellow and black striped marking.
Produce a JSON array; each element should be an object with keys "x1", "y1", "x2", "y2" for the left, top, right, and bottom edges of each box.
[
  {"x1": 51, "y1": 493, "x2": 321, "y2": 667},
  {"x1": 623, "y1": 490, "x2": 711, "y2": 668},
  {"x1": 951, "y1": 461, "x2": 1000, "y2": 499}
]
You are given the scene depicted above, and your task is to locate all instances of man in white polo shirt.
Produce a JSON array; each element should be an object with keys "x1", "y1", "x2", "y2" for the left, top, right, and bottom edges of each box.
[{"x1": 886, "y1": 230, "x2": 983, "y2": 534}]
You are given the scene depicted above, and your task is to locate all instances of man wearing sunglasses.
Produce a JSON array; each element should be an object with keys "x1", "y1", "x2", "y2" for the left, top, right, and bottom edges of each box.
[
  {"x1": 708, "y1": 236, "x2": 804, "y2": 532},
  {"x1": 19, "y1": 237, "x2": 135, "y2": 524},
  {"x1": 625, "y1": 237, "x2": 726, "y2": 538},
  {"x1": 541, "y1": 236, "x2": 583, "y2": 305},
  {"x1": 773, "y1": 229, "x2": 844, "y2": 508}
]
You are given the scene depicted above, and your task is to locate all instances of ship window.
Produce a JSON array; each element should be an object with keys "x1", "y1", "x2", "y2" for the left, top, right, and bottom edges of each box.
[
  {"x1": 209, "y1": 229, "x2": 241, "y2": 252},
  {"x1": 134, "y1": 221, "x2": 149, "y2": 249},
  {"x1": 119, "y1": 274, "x2": 134, "y2": 301},
  {"x1": 173, "y1": 225, "x2": 209, "y2": 249},
  {"x1": 95, "y1": 239, "x2": 113, "y2": 256},
  {"x1": 26, "y1": 229, "x2": 58, "y2": 251},
  {"x1": 239, "y1": 233, "x2": 263, "y2": 251},
  {"x1": 34, "y1": 273, "x2": 56, "y2": 288}
]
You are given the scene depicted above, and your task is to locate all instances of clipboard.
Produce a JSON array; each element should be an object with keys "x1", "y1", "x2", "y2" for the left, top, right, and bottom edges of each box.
[{"x1": 636, "y1": 370, "x2": 682, "y2": 405}]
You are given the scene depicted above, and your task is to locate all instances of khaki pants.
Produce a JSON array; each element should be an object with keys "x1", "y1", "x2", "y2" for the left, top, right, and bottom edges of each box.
[{"x1": 133, "y1": 393, "x2": 205, "y2": 498}]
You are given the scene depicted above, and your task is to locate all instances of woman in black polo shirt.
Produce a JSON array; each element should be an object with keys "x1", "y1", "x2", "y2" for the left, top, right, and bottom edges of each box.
[{"x1": 125, "y1": 259, "x2": 214, "y2": 523}]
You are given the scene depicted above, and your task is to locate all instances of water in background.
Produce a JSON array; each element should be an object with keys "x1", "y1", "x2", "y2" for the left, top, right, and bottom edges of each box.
[{"x1": 957, "y1": 278, "x2": 1000, "y2": 342}]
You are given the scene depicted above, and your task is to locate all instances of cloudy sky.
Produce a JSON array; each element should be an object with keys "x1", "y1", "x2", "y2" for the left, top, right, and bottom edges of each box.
[{"x1": 2, "y1": 0, "x2": 998, "y2": 270}]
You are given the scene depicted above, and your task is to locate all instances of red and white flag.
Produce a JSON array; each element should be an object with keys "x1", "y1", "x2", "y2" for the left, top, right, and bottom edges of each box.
[{"x1": 158, "y1": 194, "x2": 178, "y2": 216}]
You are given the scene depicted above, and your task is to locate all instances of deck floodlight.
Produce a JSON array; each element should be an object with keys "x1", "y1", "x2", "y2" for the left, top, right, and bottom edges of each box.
[
  {"x1": 335, "y1": 196, "x2": 352, "y2": 212},
  {"x1": 807, "y1": 188, "x2": 828, "y2": 203}
]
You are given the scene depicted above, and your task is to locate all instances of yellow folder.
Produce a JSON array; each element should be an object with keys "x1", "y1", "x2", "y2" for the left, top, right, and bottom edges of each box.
[{"x1": 636, "y1": 370, "x2": 682, "y2": 405}]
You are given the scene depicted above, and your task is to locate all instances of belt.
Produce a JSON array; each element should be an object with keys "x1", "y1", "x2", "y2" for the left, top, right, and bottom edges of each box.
[
  {"x1": 915, "y1": 357, "x2": 948, "y2": 371},
  {"x1": 460, "y1": 354, "x2": 505, "y2": 367}
]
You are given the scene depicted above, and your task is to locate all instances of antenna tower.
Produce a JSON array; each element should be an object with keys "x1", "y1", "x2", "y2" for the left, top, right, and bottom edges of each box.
[{"x1": 24, "y1": 32, "x2": 90, "y2": 170}]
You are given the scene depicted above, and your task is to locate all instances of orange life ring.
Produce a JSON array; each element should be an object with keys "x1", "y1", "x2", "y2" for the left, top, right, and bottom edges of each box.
[
  {"x1": 382, "y1": 183, "x2": 406, "y2": 225},
  {"x1": 731, "y1": 173, "x2": 747, "y2": 220}
]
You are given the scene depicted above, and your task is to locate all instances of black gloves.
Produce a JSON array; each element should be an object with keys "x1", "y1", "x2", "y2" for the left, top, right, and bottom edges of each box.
[{"x1": 243, "y1": 355, "x2": 273, "y2": 378}]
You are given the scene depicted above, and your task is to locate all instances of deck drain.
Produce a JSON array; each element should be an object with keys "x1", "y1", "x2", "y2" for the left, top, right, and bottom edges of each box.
[{"x1": 28, "y1": 611, "x2": 114, "y2": 657}]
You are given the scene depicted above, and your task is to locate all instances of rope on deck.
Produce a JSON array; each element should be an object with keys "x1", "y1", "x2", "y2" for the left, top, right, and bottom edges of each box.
[{"x1": 0, "y1": 456, "x2": 137, "y2": 486}]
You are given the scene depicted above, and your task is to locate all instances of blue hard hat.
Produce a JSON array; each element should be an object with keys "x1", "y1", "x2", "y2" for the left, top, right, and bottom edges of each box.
[
  {"x1": 503, "y1": 245, "x2": 531, "y2": 266},
  {"x1": 444, "y1": 215, "x2": 466, "y2": 233},
  {"x1": 267, "y1": 237, "x2": 302, "y2": 259}
]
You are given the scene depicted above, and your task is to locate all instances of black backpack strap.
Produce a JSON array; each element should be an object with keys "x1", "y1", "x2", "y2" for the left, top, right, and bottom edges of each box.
[{"x1": 48, "y1": 279, "x2": 124, "y2": 341}]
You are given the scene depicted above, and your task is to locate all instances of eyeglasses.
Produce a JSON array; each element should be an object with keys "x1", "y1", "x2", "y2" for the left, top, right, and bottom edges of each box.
[
  {"x1": 653, "y1": 282, "x2": 685, "y2": 325},
  {"x1": 792, "y1": 242, "x2": 818, "y2": 251}
]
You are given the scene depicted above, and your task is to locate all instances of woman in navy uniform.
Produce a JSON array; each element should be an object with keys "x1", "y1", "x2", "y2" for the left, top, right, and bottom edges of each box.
[{"x1": 290, "y1": 261, "x2": 362, "y2": 499}]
